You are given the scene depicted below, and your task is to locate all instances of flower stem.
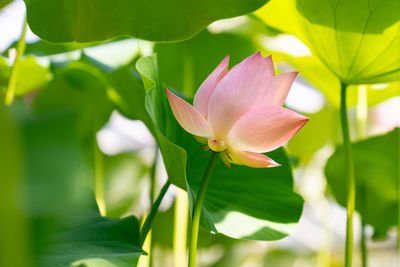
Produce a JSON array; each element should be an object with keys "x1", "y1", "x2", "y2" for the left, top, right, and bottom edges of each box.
[
  {"x1": 147, "y1": 147, "x2": 159, "y2": 267},
  {"x1": 140, "y1": 179, "x2": 171, "y2": 246},
  {"x1": 5, "y1": 17, "x2": 27, "y2": 106},
  {"x1": 340, "y1": 82, "x2": 356, "y2": 267},
  {"x1": 188, "y1": 151, "x2": 219, "y2": 267},
  {"x1": 357, "y1": 85, "x2": 368, "y2": 267}
]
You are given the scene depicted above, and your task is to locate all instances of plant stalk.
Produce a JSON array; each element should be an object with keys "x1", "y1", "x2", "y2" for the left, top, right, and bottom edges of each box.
[
  {"x1": 140, "y1": 180, "x2": 171, "y2": 246},
  {"x1": 340, "y1": 83, "x2": 356, "y2": 267},
  {"x1": 188, "y1": 152, "x2": 219, "y2": 267},
  {"x1": 357, "y1": 85, "x2": 368, "y2": 267},
  {"x1": 143, "y1": 147, "x2": 159, "y2": 267},
  {"x1": 5, "y1": 17, "x2": 28, "y2": 105}
]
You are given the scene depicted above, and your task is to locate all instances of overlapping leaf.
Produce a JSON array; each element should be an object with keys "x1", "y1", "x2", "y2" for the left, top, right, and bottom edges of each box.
[{"x1": 256, "y1": 0, "x2": 400, "y2": 84}]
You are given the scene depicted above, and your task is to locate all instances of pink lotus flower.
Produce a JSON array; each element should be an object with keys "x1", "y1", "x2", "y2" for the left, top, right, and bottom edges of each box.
[{"x1": 166, "y1": 52, "x2": 308, "y2": 168}]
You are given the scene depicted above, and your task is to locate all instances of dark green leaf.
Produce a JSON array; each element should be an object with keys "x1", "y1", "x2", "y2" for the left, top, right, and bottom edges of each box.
[
  {"x1": 38, "y1": 195, "x2": 143, "y2": 267},
  {"x1": 24, "y1": 0, "x2": 269, "y2": 42}
]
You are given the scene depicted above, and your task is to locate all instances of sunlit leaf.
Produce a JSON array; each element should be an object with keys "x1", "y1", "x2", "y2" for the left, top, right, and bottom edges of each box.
[
  {"x1": 0, "y1": 55, "x2": 52, "y2": 96},
  {"x1": 325, "y1": 128, "x2": 400, "y2": 238},
  {"x1": 136, "y1": 55, "x2": 304, "y2": 241},
  {"x1": 256, "y1": 0, "x2": 400, "y2": 84},
  {"x1": 25, "y1": 0, "x2": 269, "y2": 42}
]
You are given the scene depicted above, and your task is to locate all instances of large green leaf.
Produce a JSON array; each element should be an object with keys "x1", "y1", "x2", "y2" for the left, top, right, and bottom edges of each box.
[
  {"x1": 136, "y1": 55, "x2": 188, "y2": 188},
  {"x1": 25, "y1": 0, "x2": 269, "y2": 42},
  {"x1": 325, "y1": 128, "x2": 399, "y2": 238},
  {"x1": 136, "y1": 55, "x2": 304, "y2": 240},
  {"x1": 256, "y1": 0, "x2": 400, "y2": 84},
  {"x1": 38, "y1": 195, "x2": 143, "y2": 267}
]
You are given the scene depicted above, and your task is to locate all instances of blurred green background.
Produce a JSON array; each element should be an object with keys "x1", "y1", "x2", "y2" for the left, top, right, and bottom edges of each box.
[{"x1": 0, "y1": 0, "x2": 399, "y2": 266}]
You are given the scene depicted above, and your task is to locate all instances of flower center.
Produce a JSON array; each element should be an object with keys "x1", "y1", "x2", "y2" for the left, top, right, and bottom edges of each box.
[{"x1": 208, "y1": 139, "x2": 227, "y2": 152}]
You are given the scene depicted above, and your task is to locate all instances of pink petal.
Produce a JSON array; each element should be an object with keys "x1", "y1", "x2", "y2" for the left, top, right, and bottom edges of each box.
[
  {"x1": 227, "y1": 106, "x2": 308, "y2": 153},
  {"x1": 207, "y1": 52, "x2": 274, "y2": 140},
  {"x1": 166, "y1": 88, "x2": 214, "y2": 139},
  {"x1": 229, "y1": 149, "x2": 280, "y2": 168},
  {"x1": 264, "y1": 55, "x2": 275, "y2": 76},
  {"x1": 193, "y1": 55, "x2": 230, "y2": 118},
  {"x1": 253, "y1": 72, "x2": 298, "y2": 108},
  {"x1": 269, "y1": 72, "x2": 298, "y2": 106}
]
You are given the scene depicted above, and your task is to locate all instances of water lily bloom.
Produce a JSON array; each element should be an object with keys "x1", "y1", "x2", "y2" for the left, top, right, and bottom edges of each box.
[{"x1": 166, "y1": 52, "x2": 308, "y2": 168}]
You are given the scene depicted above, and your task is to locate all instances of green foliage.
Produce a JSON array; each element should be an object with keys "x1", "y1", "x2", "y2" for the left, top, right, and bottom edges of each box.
[
  {"x1": 0, "y1": 55, "x2": 52, "y2": 96},
  {"x1": 137, "y1": 55, "x2": 304, "y2": 241},
  {"x1": 257, "y1": 0, "x2": 400, "y2": 84},
  {"x1": 0, "y1": 105, "x2": 143, "y2": 267},
  {"x1": 325, "y1": 128, "x2": 400, "y2": 238},
  {"x1": 0, "y1": 0, "x2": 12, "y2": 9},
  {"x1": 38, "y1": 196, "x2": 143, "y2": 267},
  {"x1": 24, "y1": 0, "x2": 269, "y2": 42},
  {"x1": 155, "y1": 30, "x2": 257, "y2": 97},
  {"x1": 288, "y1": 107, "x2": 339, "y2": 163},
  {"x1": 34, "y1": 60, "x2": 114, "y2": 141},
  {"x1": 103, "y1": 153, "x2": 149, "y2": 218}
]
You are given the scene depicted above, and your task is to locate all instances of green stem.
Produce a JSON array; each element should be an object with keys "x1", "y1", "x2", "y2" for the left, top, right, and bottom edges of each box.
[
  {"x1": 5, "y1": 17, "x2": 27, "y2": 106},
  {"x1": 188, "y1": 152, "x2": 219, "y2": 267},
  {"x1": 140, "y1": 180, "x2": 171, "y2": 246},
  {"x1": 340, "y1": 83, "x2": 356, "y2": 267},
  {"x1": 357, "y1": 85, "x2": 368, "y2": 267},
  {"x1": 147, "y1": 147, "x2": 158, "y2": 267}
]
